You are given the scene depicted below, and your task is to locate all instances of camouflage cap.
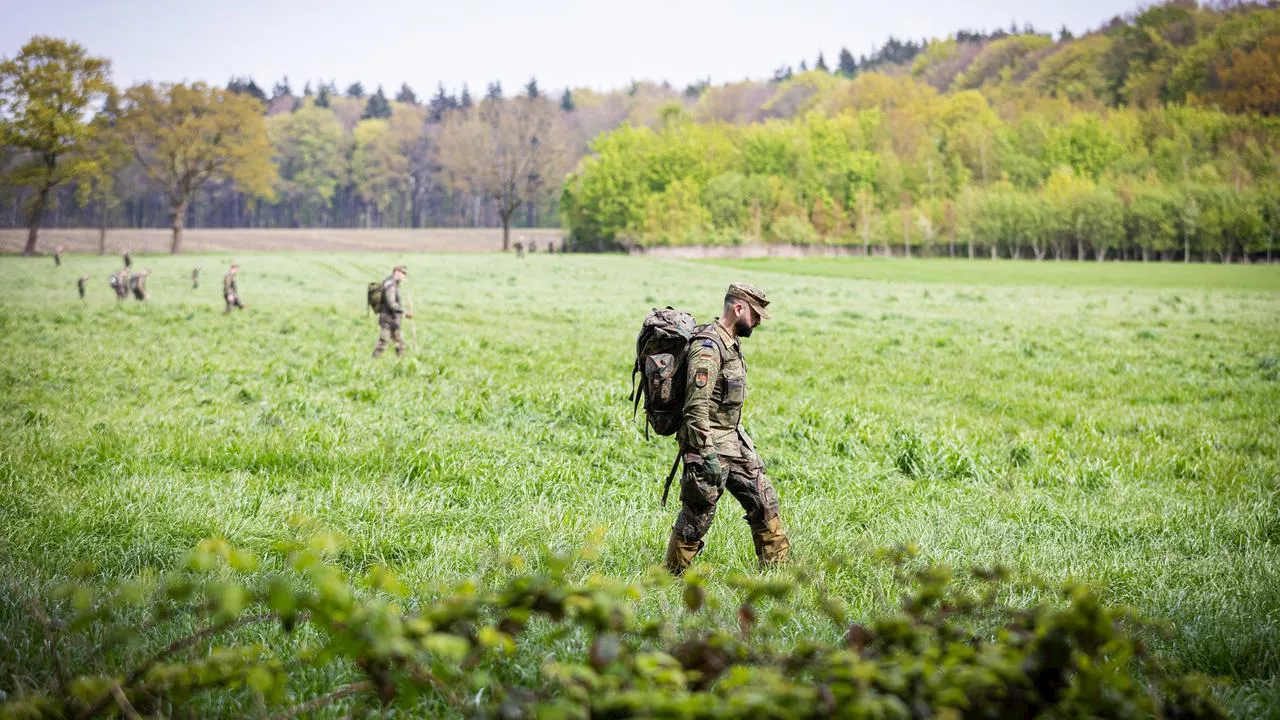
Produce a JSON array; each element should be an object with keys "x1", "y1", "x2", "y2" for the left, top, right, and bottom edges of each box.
[{"x1": 726, "y1": 282, "x2": 771, "y2": 320}]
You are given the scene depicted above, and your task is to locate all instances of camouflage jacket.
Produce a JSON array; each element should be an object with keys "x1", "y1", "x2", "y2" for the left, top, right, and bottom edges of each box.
[
  {"x1": 380, "y1": 276, "x2": 404, "y2": 318},
  {"x1": 223, "y1": 273, "x2": 237, "y2": 298},
  {"x1": 678, "y1": 320, "x2": 755, "y2": 460}
]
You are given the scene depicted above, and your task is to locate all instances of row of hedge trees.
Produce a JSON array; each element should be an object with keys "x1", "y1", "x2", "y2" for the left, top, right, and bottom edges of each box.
[{"x1": 561, "y1": 99, "x2": 1280, "y2": 261}]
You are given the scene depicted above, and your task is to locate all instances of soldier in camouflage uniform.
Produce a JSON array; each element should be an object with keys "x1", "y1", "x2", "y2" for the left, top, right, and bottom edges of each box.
[
  {"x1": 224, "y1": 263, "x2": 245, "y2": 313},
  {"x1": 109, "y1": 268, "x2": 129, "y2": 301},
  {"x1": 77, "y1": 275, "x2": 89, "y2": 299},
  {"x1": 372, "y1": 265, "x2": 413, "y2": 357},
  {"x1": 665, "y1": 282, "x2": 791, "y2": 574},
  {"x1": 128, "y1": 268, "x2": 151, "y2": 301}
]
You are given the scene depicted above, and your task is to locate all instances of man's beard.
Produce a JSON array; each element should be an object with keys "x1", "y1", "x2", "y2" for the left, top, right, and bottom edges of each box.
[{"x1": 734, "y1": 315, "x2": 754, "y2": 337}]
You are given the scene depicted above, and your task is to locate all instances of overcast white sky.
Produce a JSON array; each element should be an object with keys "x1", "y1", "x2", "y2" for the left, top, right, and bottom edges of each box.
[{"x1": 2, "y1": 0, "x2": 1140, "y2": 96}]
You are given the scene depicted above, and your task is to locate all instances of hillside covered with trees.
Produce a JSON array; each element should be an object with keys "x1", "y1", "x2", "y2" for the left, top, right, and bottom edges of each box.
[{"x1": 2, "y1": 0, "x2": 1279, "y2": 259}]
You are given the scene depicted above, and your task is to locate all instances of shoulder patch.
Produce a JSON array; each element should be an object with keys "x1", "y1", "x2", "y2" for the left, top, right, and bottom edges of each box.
[
  {"x1": 694, "y1": 368, "x2": 709, "y2": 387},
  {"x1": 700, "y1": 339, "x2": 715, "y2": 348}
]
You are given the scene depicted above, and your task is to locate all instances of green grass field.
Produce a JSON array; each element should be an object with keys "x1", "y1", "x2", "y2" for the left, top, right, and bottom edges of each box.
[{"x1": 1, "y1": 253, "x2": 1278, "y2": 715}]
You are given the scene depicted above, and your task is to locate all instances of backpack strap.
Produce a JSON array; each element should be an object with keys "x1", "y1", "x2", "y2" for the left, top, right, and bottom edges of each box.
[
  {"x1": 693, "y1": 323, "x2": 731, "y2": 363},
  {"x1": 629, "y1": 358, "x2": 641, "y2": 419},
  {"x1": 660, "y1": 446, "x2": 682, "y2": 507}
]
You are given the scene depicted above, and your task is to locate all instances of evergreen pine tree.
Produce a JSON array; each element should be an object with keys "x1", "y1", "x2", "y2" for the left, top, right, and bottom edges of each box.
[
  {"x1": 315, "y1": 83, "x2": 331, "y2": 108},
  {"x1": 1059, "y1": 24, "x2": 1075, "y2": 41},
  {"x1": 227, "y1": 77, "x2": 268, "y2": 103},
  {"x1": 525, "y1": 77, "x2": 540, "y2": 99},
  {"x1": 837, "y1": 48, "x2": 857, "y2": 76},
  {"x1": 346, "y1": 81, "x2": 365, "y2": 98},
  {"x1": 816, "y1": 52, "x2": 829, "y2": 72},
  {"x1": 486, "y1": 80, "x2": 503, "y2": 100},
  {"x1": 429, "y1": 83, "x2": 452, "y2": 121},
  {"x1": 395, "y1": 82, "x2": 418, "y2": 104},
  {"x1": 560, "y1": 88, "x2": 575, "y2": 112},
  {"x1": 272, "y1": 75, "x2": 291, "y2": 99},
  {"x1": 303, "y1": 81, "x2": 313, "y2": 97},
  {"x1": 460, "y1": 84, "x2": 473, "y2": 109},
  {"x1": 363, "y1": 85, "x2": 392, "y2": 119}
]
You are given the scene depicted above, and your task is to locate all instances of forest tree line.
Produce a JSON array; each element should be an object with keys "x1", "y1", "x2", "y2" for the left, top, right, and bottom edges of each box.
[{"x1": 2, "y1": 0, "x2": 1279, "y2": 257}]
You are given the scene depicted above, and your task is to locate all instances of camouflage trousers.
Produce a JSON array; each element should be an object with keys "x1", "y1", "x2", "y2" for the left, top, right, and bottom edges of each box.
[
  {"x1": 224, "y1": 294, "x2": 244, "y2": 313},
  {"x1": 372, "y1": 316, "x2": 404, "y2": 357},
  {"x1": 664, "y1": 450, "x2": 790, "y2": 574}
]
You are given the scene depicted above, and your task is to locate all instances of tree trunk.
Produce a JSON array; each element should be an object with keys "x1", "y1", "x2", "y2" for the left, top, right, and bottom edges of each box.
[
  {"x1": 99, "y1": 201, "x2": 108, "y2": 255},
  {"x1": 501, "y1": 211, "x2": 512, "y2": 251},
  {"x1": 1034, "y1": 245, "x2": 1046, "y2": 260},
  {"x1": 1184, "y1": 234, "x2": 1190, "y2": 263},
  {"x1": 1141, "y1": 246, "x2": 1150, "y2": 262},
  {"x1": 23, "y1": 183, "x2": 53, "y2": 256},
  {"x1": 1077, "y1": 237, "x2": 1084, "y2": 262},
  {"x1": 171, "y1": 203, "x2": 187, "y2": 254},
  {"x1": 901, "y1": 211, "x2": 910, "y2": 258},
  {"x1": 990, "y1": 243, "x2": 997, "y2": 260},
  {"x1": 968, "y1": 236, "x2": 974, "y2": 260},
  {"x1": 1096, "y1": 247, "x2": 1108, "y2": 262}
]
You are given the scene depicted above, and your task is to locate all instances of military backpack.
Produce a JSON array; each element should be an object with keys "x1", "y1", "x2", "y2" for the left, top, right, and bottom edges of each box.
[
  {"x1": 630, "y1": 307, "x2": 699, "y2": 437},
  {"x1": 367, "y1": 281, "x2": 384, "y2": 314}
]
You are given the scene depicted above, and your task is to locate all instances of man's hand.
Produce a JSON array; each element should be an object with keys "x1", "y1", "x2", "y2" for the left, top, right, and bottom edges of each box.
[
  {"x1": 701, "y1": 453, "x2": 726, "y2": 486},
  {"x1": 405, "y1": 312, "x2": 414, "y2": 319}
]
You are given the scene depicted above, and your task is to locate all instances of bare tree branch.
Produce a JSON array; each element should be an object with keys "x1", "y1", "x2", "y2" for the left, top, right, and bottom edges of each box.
[{"x1": 266, "y1": 680, "x2": 373, "y2": 720}]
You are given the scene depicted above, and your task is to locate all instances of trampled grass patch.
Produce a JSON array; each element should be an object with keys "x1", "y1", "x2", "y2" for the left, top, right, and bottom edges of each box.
[{"x1": 1, "y1": 253, "x2": 1278, "y2": 715}]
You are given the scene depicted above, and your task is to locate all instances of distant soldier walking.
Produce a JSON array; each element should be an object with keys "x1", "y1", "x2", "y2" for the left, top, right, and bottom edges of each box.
[
  {"x1": 109, "y1": 268, "x2": 129, "y2": 301},
  {"x1": 372, "y1": 265, "x2": 412, "y2": 358},
  {"x1": 128, "y1": 268, "x2": 151, "y2": 301},
  {"x1": 192, "y1": 266, "x2": 201, "y2": 289},
  {"x1": 122, "y1": 248, "x2": 132, "y2": 268},
  {"x1": 664, "y1": 283, "x2": 790, "y2": 574},
  {"x1": 77, "y1": 275, "x2": 89, "y2": 299},
  {"x1": 223, "y1": 263, "x2": 245, "y2": 313},
  {"x1": 53, "y1": 245, "x2": 64, "y2": 266}
]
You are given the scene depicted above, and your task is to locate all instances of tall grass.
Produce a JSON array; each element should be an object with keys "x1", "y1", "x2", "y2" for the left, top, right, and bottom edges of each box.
[{"x1": 1, "y1": 252, "x2": 1277, "y2": 714}]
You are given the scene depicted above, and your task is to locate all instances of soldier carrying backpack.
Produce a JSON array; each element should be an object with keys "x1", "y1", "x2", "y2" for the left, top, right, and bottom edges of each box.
[
  {"x1": 224, "y1": 263, "x2": 245, "y2": 313},
  {"x1": 631, "y1": 283, "x2": 791, "y2": 575},
  {"x1": 371, "y1": 265, "x2": 412, "y2": 358}
]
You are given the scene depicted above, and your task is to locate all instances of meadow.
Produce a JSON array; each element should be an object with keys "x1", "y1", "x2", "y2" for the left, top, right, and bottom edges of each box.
[{"x1": 1, "y1": 252, "x2": 1278, "y2": 715}]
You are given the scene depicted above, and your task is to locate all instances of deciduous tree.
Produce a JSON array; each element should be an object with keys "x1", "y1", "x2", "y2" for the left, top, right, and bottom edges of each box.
[
  {"x1": 120, "y1": 82, "x2": 275, "y2": 253},
  {"x1": 0, "y1": 36, "x2": 112, "y2": 255},
  {"x1": 439, "y1": 96, "x2": 566, "y2": 250}
]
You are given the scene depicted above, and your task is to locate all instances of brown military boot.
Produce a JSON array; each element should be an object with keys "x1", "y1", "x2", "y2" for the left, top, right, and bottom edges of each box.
[
  {"x1": 751, "y1": 517, "x2": 790, "y2": 568},
  {"x1": 663, "y1": 532, "x2": 703, "y2": 575}
]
